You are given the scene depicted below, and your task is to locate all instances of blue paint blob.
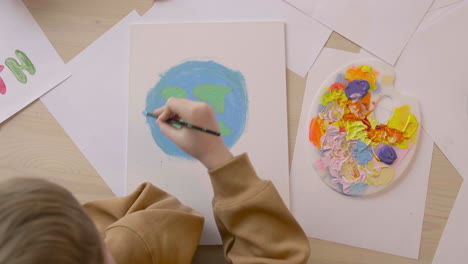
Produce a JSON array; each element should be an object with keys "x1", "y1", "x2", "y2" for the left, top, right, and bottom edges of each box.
[
  {"x1": 317, "y1": 104, "x2": 325, "y2": 113},
  {"x1": 145, "y1": 60, "x2": 248, "y2": 159},
  {"x1": 336, "y1": 182, "x2": 344, "y2": 193},
  {"x1": 348, "y1": 182, "x2": 368, "y2": 196},
  {"x1": 352, "y1": 140, "x2": 373, "y2": 165},
  {"x1": 373, "y1": 81, "x2": 382, "y2": 94},
  {"x1": 335, "y1": 73, "x2": 346, "y2": 84}
]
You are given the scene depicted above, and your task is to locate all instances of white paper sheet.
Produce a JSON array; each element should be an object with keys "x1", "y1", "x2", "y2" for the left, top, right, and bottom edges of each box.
[
  {"x1": 432, "y1": 182, "x2": 468, "y2": 264},
  {"x1": 42, "y1": 11, "x2": 142, "y2": 196},
  {"x1": 418, "y1": 1, "x2": 464, "y2": 32},
  {"x1": 140, "y1": 0, "x2": 331, "y2": 77},
  {"x1": 284, "y1": 0, "x2": 433, "y2": 65},
  {"x1": 291, "y1": 48, "x2": 433, "y2": 258},
  {"x1": 128, "y1": 22, "x2": 289, "y2": 244},
  {"x1": 395, "y1": 1, "x2": 468, "y2": 180},
  {"x1": 0, "y1": 0, "x2": 70, "y2": 123},
  {"x1": 429, "y1": 0, "x2": 462, "y2": 11}
]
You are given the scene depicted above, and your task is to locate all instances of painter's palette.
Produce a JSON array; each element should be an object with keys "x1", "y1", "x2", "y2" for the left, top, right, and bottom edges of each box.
[{"x1": 308, "y1": 60, "x2": 420, "y2": 196}]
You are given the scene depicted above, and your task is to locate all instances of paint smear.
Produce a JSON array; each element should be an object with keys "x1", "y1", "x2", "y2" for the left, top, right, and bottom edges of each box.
[
  {"x1": 0, "y1": 66, "x2": 6, "y2": 95},
  {"x1": 145, "y1": 60, "x2": 248, "y2": 159}
]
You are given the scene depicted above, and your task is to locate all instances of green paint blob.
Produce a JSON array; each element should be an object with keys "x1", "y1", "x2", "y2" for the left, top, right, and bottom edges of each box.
[
  {"x1": 193, "y1": 84, "x2": 232, "y2": 114},
  {"x1": 219, "y1": 121, "x2": 232, "y2": 136},
  {"x1": 169, "y1": 119, "x2": 182, "y2": 129},
  {"x1": 171, "y1": 122, "x2": 182, "y2": 129},
  {"x1": 161, "y1": 86, "x2": 188, "y2": 100},
  {"x1": 5, "y1": 50, "x2": 36, "y2": 84}
]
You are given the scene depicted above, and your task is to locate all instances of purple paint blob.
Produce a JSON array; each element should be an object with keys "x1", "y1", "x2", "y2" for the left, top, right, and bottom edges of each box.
[
  {"x1": 377, "y1": 145, "x2": 397, "y2": 165},
  {"x1": 345, "y1": 80, "x2": 370, "y2": 100}
]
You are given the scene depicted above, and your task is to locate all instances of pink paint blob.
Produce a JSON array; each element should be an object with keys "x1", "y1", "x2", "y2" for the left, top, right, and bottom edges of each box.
[
  {"x1": 0, "y1": 65, "x2": 6, "y2": 95},
  {"x1": 390, "y1": 144, "x2": 411, "y2": 169}
]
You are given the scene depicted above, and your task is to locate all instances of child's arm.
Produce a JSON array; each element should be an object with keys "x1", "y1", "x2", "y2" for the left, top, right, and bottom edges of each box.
[
  {"x1": 156, "y1": 98, "x2": 310, "y2": 264},
  {"x1": 209, "y1": 153, "x2": 310, "y2": 264},
  {"x1": 84, "y1": 183, "x2": 204, "y2": 264}
]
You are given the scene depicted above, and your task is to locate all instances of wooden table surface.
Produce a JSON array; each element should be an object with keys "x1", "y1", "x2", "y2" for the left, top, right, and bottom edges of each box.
[{"x1": 0, "y1": 1, "x2": 462, "y2": 263}]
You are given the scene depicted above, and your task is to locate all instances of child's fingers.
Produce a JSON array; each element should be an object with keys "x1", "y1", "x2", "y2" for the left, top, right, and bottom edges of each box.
[
  {"x1": 154, "y1": 98, "x2": 197, "y2": 121},
  {"x1": 156, "y1": 119, "x2": 183, "y2": 142},
  {"x1": 157, "y1": 108, "x2": 174, "y2": 122},
  {"x1": 153, "y1": 107, "x2": 164, "y2": 117},
  {"x1": 164, "y1": 98, "x2": 195, "y2": 118}
]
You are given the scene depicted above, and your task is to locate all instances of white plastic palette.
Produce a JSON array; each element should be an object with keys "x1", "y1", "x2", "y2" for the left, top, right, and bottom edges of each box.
[{"x1": 307, "y1": 60, "x2": 421, "y2": 196}]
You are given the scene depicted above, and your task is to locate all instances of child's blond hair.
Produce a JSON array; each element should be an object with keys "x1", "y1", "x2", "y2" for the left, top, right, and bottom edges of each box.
[{"x1": 0, "y1": 178, "x2": 104, "y2": 263}]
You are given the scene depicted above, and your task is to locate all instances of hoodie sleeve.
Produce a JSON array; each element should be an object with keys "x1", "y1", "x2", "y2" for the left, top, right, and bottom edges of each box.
[
  {"x1": 84, "y1": 183, "x2": 204, "y2": 264},
  {"x1": 209, "y1": 153, "x2": 310, "y2": 264}
]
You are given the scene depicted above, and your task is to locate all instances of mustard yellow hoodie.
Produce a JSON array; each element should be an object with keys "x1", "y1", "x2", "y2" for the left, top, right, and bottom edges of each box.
[{"x1": 84, "y1": 153, "x2": 310, "y2": 263}]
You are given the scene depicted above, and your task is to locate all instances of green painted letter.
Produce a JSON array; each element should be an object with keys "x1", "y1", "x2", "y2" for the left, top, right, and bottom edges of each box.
[{"x1": 5, "y1": 50, "x2": 36, "y2": 84}]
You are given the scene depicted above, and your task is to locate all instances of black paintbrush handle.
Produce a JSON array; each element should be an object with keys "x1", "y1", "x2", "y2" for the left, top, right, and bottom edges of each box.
[
  {"x1": 145, "y1": 112, "x2": 221, "y2": 137},
  {"x1": 174, "y1": 120, "x2": 221, "y2": 136}
]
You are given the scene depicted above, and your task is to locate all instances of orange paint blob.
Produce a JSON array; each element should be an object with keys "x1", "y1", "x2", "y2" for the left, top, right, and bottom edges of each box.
[
  {"x1": 309, "y1": 116, "x2": 325, "y2": 148},
  {"x1": 329, "y1": 82, "x2": 345, "y2": 91},
  {"x1": 353, "y1": 168, "x2": 360, "y2": 178},
  {"x1": 341, "y1": 113, "x2": 361, "y2": 122},
  {"x1": 360, "y1": 92, "x2": 372, "y2": 110},
  {"x1": 367, "y1": 125, "x2": 407, "y2": 145}
]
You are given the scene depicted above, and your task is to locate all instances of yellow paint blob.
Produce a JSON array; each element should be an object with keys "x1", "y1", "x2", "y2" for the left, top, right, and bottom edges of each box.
[
  {"x1": 341, "y1": 162, "x2": 356, "y2": 182},
  {"x1": 320, "y1": 89, "x2": 348, "y2": 106},
  {"x1": 382, "y1": 75, "x2": 395, "y2": 86},
  {"x1": 344, "y1": 121, "x2": 372, "y2": 145},
  {"x1": 365, "y1": 164, "x2": 394, "y2": 186},
  {"x1": 387, "y1": 105, "x2": 419, "y2": 148}
]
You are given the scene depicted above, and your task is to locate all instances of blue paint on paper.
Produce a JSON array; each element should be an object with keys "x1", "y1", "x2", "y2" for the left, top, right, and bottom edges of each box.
[{"x1": 145, "y1": 60, "x2": 248, "y2": 159}]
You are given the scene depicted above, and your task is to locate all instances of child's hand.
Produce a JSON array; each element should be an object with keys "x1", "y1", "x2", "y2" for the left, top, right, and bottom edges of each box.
[{"x1": 154, "y1": 98, "x2": 234, "y2": 170}]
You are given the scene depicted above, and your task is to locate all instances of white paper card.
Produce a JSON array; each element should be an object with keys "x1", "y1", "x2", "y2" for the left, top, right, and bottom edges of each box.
[
  {"x1": 291, "y1": 48, "x2": 433, "y2": 258},
  {"x1": 140, "y1": 0, "x2": 331, "y2": 77},
  {"x1": 432, "y1": 182, "x2": 468, "y2": 264},
  {"x1": 42, "y1": 11, "x2": 142, "y2": 196},
  {"x1": 0, "y1": 0, "x2": 70, "y2": 123},
  {"x1": 128, "y1": 22, "x2": 289, "y2": 244},
  {"x1": 395, "y1": 1, "x2": 468, "y2": 180},
  {"x1": 284, "y1": 0, "x2": 433, "y2": 65},
  {"x1": 430, "y1": 0, "x2": 462, "y2": 11}
]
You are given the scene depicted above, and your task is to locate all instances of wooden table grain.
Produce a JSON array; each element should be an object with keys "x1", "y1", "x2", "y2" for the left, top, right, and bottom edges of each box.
[{"x1": 0, "y1": 1, "x2": 462, "y2": 263}]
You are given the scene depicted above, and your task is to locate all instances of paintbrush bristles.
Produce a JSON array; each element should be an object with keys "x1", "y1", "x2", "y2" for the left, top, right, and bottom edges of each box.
[{"x1": 145, "y1": 112, "x2": 158, "y2": 119}]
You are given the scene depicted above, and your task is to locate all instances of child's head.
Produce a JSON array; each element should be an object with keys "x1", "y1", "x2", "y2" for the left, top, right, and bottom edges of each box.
[{"x1": 0, "y1": 178, "x2": 105, "y2": 263}]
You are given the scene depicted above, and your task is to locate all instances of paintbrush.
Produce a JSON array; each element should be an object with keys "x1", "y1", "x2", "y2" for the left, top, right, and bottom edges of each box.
[{"x1": 144, "y1": 112, "x2": 221, "y2": 137}]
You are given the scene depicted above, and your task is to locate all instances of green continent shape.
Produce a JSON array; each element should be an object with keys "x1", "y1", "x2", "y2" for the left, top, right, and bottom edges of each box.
[
  {"x1": 161, "y1": 86, "x2": 188, "y2": 100},
  {"x1": 218, "y1": 122, "x2": 232, "y2": 136},
  {"x1": 192, "y1": 84, "x2": 232, "y2": 114}
]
